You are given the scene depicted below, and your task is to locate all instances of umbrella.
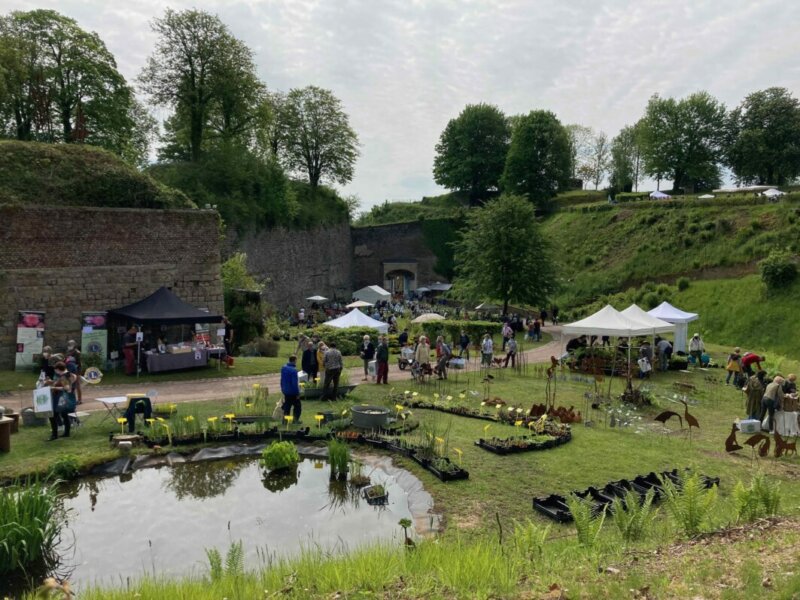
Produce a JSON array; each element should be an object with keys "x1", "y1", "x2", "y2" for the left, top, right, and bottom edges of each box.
[
  {"x1": 306, "y1": 295, "x2": 328, "y2": 302},
  {"x1": 411, "y1": 313, "x2": 445, "y2": 323},
  {"x1": 346, "y1": 300, "x2": 374, "y2": 309}
]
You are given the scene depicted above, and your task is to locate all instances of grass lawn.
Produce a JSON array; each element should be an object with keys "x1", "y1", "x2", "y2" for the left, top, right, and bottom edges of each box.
[{"x1": 5, "y1": 344, "x2": 799, "y2": 598}]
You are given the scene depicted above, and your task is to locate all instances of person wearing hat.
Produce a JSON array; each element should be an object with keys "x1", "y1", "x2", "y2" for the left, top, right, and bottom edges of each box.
[
  {"x1": 689, "y1": 333, "x2": 705, "y2": 368},
  {"x1": 280, "y1": 354, "x2": 302, "y2": 424},
  {"x1": 725, "y1": 347, "x2": 742, "y2": 385},
  {"x1": 359, "y1": 335, "x2": 375, "y2": 381}
]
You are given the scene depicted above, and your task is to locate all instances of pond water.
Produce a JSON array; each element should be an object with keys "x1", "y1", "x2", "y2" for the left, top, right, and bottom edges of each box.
[{"x1": 56, "y1": 455, "x2": 413, "y2": 590}]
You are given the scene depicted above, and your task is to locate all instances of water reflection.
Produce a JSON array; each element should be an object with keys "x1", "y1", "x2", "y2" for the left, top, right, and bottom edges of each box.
[{"x1": 165, "y1": 460, "x2": 247, "y2": 500}]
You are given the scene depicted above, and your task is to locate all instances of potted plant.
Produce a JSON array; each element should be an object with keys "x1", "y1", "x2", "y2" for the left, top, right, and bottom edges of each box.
[
  {"x1": 260, "y1": 440, "x2": 300, "y2": 472},
  {"x1": 363, "y1": 483, "x2": 389, "y2": 505}
]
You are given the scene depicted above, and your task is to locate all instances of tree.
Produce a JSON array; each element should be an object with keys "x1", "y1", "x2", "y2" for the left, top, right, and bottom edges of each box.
[
  {"x1": 726, "y1": 87, "x2": 800, "y2": 186},
  {"x1": 0, "y1": 10, "x2": 144, "y2": 161},
  {"x1": 138, "y1": 9, "x2": 259, "y2": 161},
  {"x1": 565, "y1": 123, "x2": 593, "y2": 180},
  {"x1": 500, "y1": 110, "x2": 571, "y2": 212},
  {"x1": 579, "y1": 131, "x2": 610, "y2": 190},
  {"x1": 609, "y1": 124, "x2": 643, "y2": 192},
  {"x1": 280, "y1": 85, "x2": 359, "y2": 187},
  {"x1": 638, "y1": 91, "x2": 726, "y2": 193},
  {"x1": 452, "y1": 194, "x2": 557, "y2": 315},
  {"x1": 432, "y1": 103, "x2": 510, "y2": 203}
]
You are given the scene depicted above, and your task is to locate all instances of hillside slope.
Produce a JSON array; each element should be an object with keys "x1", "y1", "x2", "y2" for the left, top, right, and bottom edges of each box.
[{"x1": 0, "y1": 141, "x2": 193, "y2": 209}]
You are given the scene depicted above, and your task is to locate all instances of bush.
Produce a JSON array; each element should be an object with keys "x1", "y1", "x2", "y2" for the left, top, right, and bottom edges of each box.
[
  {"x1": 49, "y1": 454, "x2": 80, "y2": 480},
  {"x1": 313, "y1": 325, "x2": 379, "y2": 357},
  {"x1": 260, "y1": 441, "x2": 300, "y2": 471},
  {"x1": 418, "y1": 320, "x2": 503, "y2": 346},
  {"x1": 676, "y1": 277, "x2": 690, "y2": 291},
  {"x1": 759, "y1": 248, "x2": 797, "y2": 290},
  {"x1": 238, "y1": 336, "x2": 280, "y2": 357}
]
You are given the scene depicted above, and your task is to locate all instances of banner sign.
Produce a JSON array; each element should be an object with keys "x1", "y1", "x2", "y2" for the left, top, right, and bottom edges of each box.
[
  {"x1": 15, "y1": 311, "x2": 45, "y2": 371},
  {"x1": 80, "y1": 312, "x2": 108, "y2": 361}
]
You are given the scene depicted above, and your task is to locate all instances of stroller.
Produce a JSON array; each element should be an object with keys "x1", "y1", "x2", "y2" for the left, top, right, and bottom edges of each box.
[{"x1": 410, "y1": 361, "x2": 433, "y2": 383}]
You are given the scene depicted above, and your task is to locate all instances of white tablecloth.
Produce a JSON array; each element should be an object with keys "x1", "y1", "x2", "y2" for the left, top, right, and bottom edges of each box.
[{"x1": 775, "y1": 411, "x2": 800, "y2": 437}]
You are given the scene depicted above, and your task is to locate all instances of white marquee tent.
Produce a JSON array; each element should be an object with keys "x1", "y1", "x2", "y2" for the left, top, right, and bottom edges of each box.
[
  {"x1": 647, "y1": 301, "x2": 698, "y2": 352},
  {"x1": 352, "y1": 285, "x2": 391, "y2": 304},
  {"x1": 620, "y1": 304, "x2": 675, "y2": 335},
  {"x1": 562, "y1": 304, "x2": 655, "y2": 338},
  {"x1": 762, "y1": 188, "x2": 786, "y2": 198},
  {"x1": 326, "y1": 308, "x2": 389, "y2": 333}
]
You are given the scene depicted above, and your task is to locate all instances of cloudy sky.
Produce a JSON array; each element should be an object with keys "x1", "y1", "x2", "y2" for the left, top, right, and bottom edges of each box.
[{"x1": 7, "y1": 0, "x2": 800, "y2": 208}]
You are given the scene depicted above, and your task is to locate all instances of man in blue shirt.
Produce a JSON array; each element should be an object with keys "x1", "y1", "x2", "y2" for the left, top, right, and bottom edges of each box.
[{"x1": 281, "y1": 355, "x2": 301, "y2": 423}]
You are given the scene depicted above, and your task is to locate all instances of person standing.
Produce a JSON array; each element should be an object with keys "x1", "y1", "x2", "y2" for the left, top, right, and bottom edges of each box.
[
  {"x1": 725, "y1": 347, "x2": 742, "y2": 385},
  {"x1": 65, "y1": 340, "x2": 82, "y2": 404},
  {"x1": 360, "y1": 335, "x2": 375, "y2": 381},
  {"x1": 322, "y1": 342, "x2": 343, "y2": 400},
  {"x1": 689, "y1": 333, "x2": 705, "y2": 368},
  {"x1": 551, "y1": 305, "x2": 559, "y2": 325},
  {"x1": 301, "y1": 339, "x2": 318, "y2": 382},
  {"x1": 375, "y1": 335, "x2": 389, "y2": 384},
  {"x1": 501, "y1": 321, "x2": 513, "y2": 351},
  {"x1": 761, "y1": 375, "x2": 785, "y2": 433},
  {"x1": 122, "y1": 325, "x2": 138, "y2": 376},
  {"x1": 656, "y1": 338, "x2": 673, "y2": 372},
  {"x1": 398, "y1": 328, "x2": 409, "y2": 347},
  {"x1": 744, "y1": 370, "x2": 767, "y2": 420},
  {"x1": 39, "y1": 346, "x2": 55, "y2": 380},
  {"x1": 459, "y1": 329, "x2": 470, "y2": 359},
  {"x1": 221, "y1": 316, "x2": 234, "y2": 358},
  {"x1": 539, "y1": 308, "x2": 548, "y2": 327},
  {"x1": 481, "y1": 333, "x2": 493, "y2": 367},
  {"x1": 533, "y1": 319, "x2": 542, "y2": 342},
  {"x1": 46, "y1": 362, "x2": 77, "y2": 440},
  {"x1": 435, "y1": 335, "x2": 452, "y2": 379},
  {"x1": 316, "y1": 341, "x2": 328, "y2": 382},
  {"x1": 503, "y1": 334, "x2": 518, "y2": 368},
  {"x1": 414, "y1": 336, "x2": 431, "y2": 370},
  {"x1": 280, "y1": 355, "x2": 302, "y2": 423}
]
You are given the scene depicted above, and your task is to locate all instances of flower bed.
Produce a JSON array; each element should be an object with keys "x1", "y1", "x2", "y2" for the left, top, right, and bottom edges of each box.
[{"x1": 475, "y1": 431, "x2": 572, "y2": 455}]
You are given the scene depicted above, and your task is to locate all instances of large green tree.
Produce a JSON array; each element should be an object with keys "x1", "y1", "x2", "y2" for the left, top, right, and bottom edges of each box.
[
  {"x1": 638, "y1": 91, "x2": 726, "y2": 193},
  {"x1": 565, "y1": 123, "x2": 593, "y2": 180},
  {"x1": 279, "y1": 85, "x2": 359, "y2": 187},
  {"x1": 432, "y1": 103, "x2": 510, "y2": 203},
  {"x1": 138, "y1": 9, "x2": 260, "y2": 161},
  {"x1": 726, "y1": 87, "x2": 800, "y2": 186},
  {"x1": 609, "y1": 124, "x2": 643, "y2": 192},
  {"x1": 501, "y1": 110, "x2": 571, "y2": 211},
  {"x1": 452, "y1": 194, "x2": 557, "y2": 315},
  {"x1": 0, "y1": 10, "x2": 148, "y2": 163}
]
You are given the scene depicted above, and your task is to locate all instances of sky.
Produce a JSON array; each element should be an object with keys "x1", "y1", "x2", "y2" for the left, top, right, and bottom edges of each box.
[{"x1": 7, "y1": 0, "x2": 800, "y2": 209}]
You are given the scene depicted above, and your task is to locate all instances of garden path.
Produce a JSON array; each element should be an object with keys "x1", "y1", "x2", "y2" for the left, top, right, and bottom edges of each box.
[{"x1": 2, "y1": 328, "x2": 563, "y2": 414}]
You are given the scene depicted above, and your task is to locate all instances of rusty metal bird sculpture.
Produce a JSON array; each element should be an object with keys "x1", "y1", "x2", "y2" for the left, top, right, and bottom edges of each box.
[
  {"x1": 744, "y1": 433, "x2": 770, "y2": 458},
  {"x1": 680, "y1": 399, "x2": 700, "y2": 430},
  {"x1": 654, "y1": 410, "x2": 682, "y2": 428}
]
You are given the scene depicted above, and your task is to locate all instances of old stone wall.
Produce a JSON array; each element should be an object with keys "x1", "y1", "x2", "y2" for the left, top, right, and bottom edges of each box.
[
  {"x1": 0, "y1": 205, "x2": 223, "y2": 370},
  {"x1": 351, "y1": 222, "x2": 439, "y2": 291},
  {"x1": 230, "y1": 222, "x2": 354, "y2": 308}
]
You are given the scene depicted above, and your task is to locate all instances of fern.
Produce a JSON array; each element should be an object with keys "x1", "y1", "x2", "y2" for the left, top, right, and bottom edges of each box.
[
  {"x1": 660, "y1": 472, "x2": 717, "y2": 537},
  {"x1": 612, "y1": 489, "x2": 658, "y2": 542},
  {"x1": 225, "y1": 540, "x2": 244, "y2": 577},
  {"x1": 735, "y1": 473, "x2": 782, "y2": 523},
  {"x1": 566, "y1": 494, "x2": 606, "y2": 549},
  {"x1": 512, "y1": 519, "x2": 550, "y2": 561},
  {"x1": 205, "y1": 547, "x2": 223, "y2": 582}
]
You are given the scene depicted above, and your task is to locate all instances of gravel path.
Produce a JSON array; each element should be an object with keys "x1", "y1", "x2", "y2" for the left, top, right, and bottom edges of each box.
[{"x1": 2, "y1": 328, "x2": 563, "y2": 414}]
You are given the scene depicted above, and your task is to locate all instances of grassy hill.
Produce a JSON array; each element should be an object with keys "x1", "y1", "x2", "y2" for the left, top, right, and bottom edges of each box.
[
  {"x1": 0, "y1": 141, "x2": 193, "y2": 209},
  {"x1": 354, "y1": 191, "x2": 473, "y2": 226}
]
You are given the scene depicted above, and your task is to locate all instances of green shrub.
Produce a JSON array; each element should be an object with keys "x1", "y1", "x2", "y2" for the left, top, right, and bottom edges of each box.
[
  {"x1": 419, "y1": 320, "x2": 503, "y2": 346},
  {"x1": 566, "y1": 494, "x2": 606, "y2": 549},
  {"x1": 49, "y1": 454, "x2": 80, "y2": 480},
  {"x1": 676, "y1": 277, "x2": 690, "y2": 291},
  {"x1": 260, "y1": 441, "x2": 300, "y2": 471},
  {"x1": 733, "y1": 472, "x2": 781, "y2": 523},
  {"x1": 611, "y1": 489, "x2": 658, "y2": 542},
  {"x1": 313, "y1": 325, "x2": 378, "y2": 356},
  {"x1": 759, "y1": 248, "x2": 797, "y2": 290},
  {"x1": 513, "y1": 519, "x2": 550, "y2": 562},
  {"x1": 660, "y1": 472, "x2": 718, "y2": 537},
  {"x1": 0, "y1": 478, "x2": 64, "y2": 576}
]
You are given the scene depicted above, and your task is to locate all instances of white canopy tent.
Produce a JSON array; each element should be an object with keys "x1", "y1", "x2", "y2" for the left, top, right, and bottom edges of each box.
[
  {"x1": 352, "y1": 285, "x2": 391, "y2": 305},
  {"x1": 762, "y1": 188, "x2": 786, "y2": 198},
  {"x1": 346, "y1": 300, "x2": 373, "y2": 309},
  {"x1": 650, "y1": 190, "x2": 671, "y2": 200},
  {"x1": 647, "y1": 301, "x2": 698, "y2": 353},
  {"x1": 326, "y1": 308, "x2": 388, "y2": 333},
  {"x1": 562, "y1": 304, "x2": 655, "y2": 338},
  {"x1": 620, "y1": 304, "x2": 675, "y2": 335}
]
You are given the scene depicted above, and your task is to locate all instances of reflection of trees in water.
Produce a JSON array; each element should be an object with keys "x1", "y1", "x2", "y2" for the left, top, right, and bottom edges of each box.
[
  {"x1": 261, "y1": 468, "x2": 299, "y2": 493},
  {"x1": 164, "y1": 460, "x2": 247, "y2": 500}
]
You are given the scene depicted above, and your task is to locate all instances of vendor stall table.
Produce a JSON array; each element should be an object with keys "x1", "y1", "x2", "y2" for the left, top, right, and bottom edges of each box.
[
  {"x1": 775, "y1": 410, "x2": 800, "y2": 437},
  {"x1": 146, "y1": 349, "x2": 209, "y2": 373}
]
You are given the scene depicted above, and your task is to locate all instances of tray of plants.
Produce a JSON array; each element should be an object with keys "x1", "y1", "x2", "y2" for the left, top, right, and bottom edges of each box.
[{"x1": 426, "y1": 456, "x2": 469, "y2": 482}]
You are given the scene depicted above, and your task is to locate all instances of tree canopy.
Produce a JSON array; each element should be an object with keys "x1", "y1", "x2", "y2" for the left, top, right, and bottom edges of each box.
[
  {"x1": 726, "y1": 87, "x2": 800, "y2": 186},
  {"x1": 501, "y1": 110, "x2": 571, "y2": 212},
  {"x1": 638, "y1": 91, "x2": 726, "y2": 193},
  {"x1": 277, "y1": 85, "x2": 359, "y2": 187},
  {"x1": 433, "y1": 103, "x2": 510, "y2": 203},
  {"x1": 609, "y1": 124, "x2": 643, "y2": 193},
  {"x1": 452, "y1": 194, "x2": 557, "y2": 315}
]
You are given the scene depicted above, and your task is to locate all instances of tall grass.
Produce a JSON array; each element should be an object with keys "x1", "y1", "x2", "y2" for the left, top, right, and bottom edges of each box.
[
  {"x1": 0, "y1": 478, "x2": 64, "y2": 577},
  {"x1": 327, "y1": 439, "x2": 350, "y2": 478}
]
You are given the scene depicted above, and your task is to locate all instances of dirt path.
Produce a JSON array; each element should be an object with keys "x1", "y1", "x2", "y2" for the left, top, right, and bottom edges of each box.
[{"x1": 2, "y1": 329, "x2": 563, "y2": 414}]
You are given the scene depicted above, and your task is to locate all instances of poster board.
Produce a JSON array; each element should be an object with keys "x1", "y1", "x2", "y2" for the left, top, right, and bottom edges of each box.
[
  {"x1": 16, "y1": 311, "x2": 46, "y2": 371},
  {"x1": 33, "y1": 387, "x2": 53, "y2": 418},
  {"x1": 80, "y1": 312, "x2": 108, "y2": 362}
]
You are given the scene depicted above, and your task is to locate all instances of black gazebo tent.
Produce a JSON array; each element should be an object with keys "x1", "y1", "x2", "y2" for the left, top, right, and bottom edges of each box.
[{"x1": 108, "y1": 286, "x2": 223, "y2": 324}]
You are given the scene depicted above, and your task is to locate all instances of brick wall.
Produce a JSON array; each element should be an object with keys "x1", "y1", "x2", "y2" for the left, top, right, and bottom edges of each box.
[{"x1": 0, "y1": 205, "x2": 223, "y2": 369}]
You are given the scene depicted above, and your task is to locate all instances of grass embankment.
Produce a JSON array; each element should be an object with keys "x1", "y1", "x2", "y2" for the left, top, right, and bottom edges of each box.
[
  {"x1": 545, "y1": 201, "x2": 800, "y2": 308},
  {"x1": 0, "y1": 141, "x2": 192, "y2": 209},
  {"x1": 4, "y1": 347, "x2": 800, "y2": 597},
  {"x1": 354, "y1": 192, "x2": 471, "y2": 226}
]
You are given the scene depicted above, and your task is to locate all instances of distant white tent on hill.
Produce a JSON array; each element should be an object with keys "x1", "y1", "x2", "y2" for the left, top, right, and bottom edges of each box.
[
  {"x1": 352, "y1": 285, "x2": 391, "y2": 305},
  {"x1": 650, "y1": 190, "x2": 671, "y2": 200},
  {"x1": 326, "y1": 308, "x2": 388, "y2": 333}
]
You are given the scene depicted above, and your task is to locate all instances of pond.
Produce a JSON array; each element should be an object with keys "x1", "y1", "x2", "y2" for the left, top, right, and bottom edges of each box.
[{"x1": 55, "y1": 451, "x2": 419, "y2": 591}]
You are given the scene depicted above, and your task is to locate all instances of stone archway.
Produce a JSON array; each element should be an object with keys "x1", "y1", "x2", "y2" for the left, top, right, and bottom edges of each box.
[{"x1": 383, "y1": 261, "x2": 417, "y2": 297}]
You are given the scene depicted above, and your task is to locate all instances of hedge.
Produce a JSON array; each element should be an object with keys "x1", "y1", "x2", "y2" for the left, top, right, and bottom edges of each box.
[
  {"x1": 312, "y1": 325, "x2": 383, "y2": 356},
  {"x1": 417, "y1": 320, "x2": 503, "y2": 347}
]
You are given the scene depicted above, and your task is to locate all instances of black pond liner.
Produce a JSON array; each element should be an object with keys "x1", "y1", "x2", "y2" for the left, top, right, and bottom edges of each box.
[
  {"x1": 475, "y1": 432, "x2": 573, "y2": 455},
  {"x1": 533, "y1": 468, "x2": 720, "y2": 523}
]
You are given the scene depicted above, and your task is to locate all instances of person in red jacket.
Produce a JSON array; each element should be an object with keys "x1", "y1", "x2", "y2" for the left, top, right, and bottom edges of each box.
[{"x1": 741, "y1": 352, "x2": 765, "y2": 377}]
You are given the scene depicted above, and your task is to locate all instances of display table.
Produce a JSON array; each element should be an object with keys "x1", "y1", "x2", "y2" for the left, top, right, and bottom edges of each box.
[
  {"x1": 146, "y1": 349, "x2": 209, "y2": 373},
  {"x1": 775, "y1": 411, "x2": 800, "y2": 437}
]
